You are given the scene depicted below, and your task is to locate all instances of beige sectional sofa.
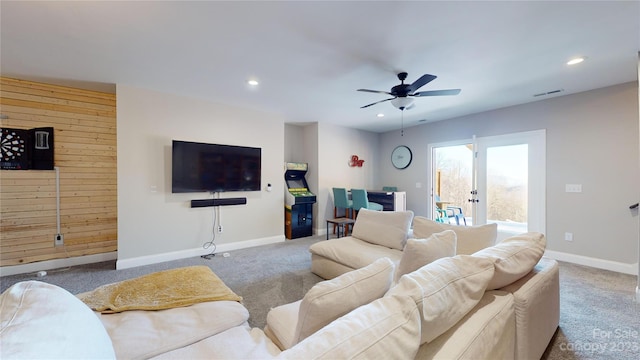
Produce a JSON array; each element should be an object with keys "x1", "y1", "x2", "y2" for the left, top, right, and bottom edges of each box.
[
  {"x1": 306, "y1": 209, "x2": 560, "y2": 360},
  {"x1": 1, "y1": 209, "x2": 559, "y2": 360}
]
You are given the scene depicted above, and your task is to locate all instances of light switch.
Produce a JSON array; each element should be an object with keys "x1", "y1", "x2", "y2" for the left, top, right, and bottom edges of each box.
[{"x1": 565, "y1": 184, "x2": 582, "y2": 193}]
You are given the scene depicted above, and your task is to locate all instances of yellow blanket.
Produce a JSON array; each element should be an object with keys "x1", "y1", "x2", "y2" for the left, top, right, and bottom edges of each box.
[{"x1": 78, "y1": 266, "x2": 242, "y2": 313}]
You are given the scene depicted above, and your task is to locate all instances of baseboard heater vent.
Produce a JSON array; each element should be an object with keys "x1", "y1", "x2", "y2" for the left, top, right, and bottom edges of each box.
[{"x1": 191, "y1": 198, "x2": 247, "y2": 208}]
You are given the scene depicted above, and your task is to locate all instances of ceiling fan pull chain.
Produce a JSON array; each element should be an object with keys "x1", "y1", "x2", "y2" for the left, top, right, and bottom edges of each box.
[{"x1": 401, "y1": 110, "x2": 404, "y2": 137}]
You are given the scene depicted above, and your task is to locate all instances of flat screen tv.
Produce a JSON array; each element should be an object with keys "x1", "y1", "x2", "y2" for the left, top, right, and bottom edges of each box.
[{"x1": 172, "y1": 140, "x2": 261, "y2": 193}]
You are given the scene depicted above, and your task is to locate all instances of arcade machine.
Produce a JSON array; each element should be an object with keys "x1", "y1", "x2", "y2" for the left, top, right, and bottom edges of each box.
[{"x1": 284, "y1": 162, "x2": 316, "y2": 239}]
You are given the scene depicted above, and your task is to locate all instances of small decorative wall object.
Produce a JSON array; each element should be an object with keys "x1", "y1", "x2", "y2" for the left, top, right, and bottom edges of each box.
[
  {"x1": 0, "y1": 127, "x2": 54, "y2": 170},
  {"x1": 1, "y1": 128, "x2": 29, "y2": 169},
  {"x1": 349, "y1": 155, "x2": 365, "y2": 167}
]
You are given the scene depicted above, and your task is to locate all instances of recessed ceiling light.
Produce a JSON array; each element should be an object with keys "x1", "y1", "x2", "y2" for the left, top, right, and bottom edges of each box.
[
  {"x1": 247, "y1": 79, "x2": 259, "y2": 86},
  {"x1": 567, "y1": 57, "x2": 586, "y2": 65},
  {"x1": 377, "y1": 113, "x2": 384, "y2": 118}
]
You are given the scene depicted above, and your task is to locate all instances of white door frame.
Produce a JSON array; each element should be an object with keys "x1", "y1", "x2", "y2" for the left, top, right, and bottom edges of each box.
[
  {"x1": 427, "y1": 129, "x2": 546, "y2": 240},
  {"x1": 475, "y1": 129, "x2": 546, "y2": 240}
]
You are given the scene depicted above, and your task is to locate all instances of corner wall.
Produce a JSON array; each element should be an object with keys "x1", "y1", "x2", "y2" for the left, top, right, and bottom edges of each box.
[{"x1": 284, "y1": 122, "x2": 381, "y2": 235}]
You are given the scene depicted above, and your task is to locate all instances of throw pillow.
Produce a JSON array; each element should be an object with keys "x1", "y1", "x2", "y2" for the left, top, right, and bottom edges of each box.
[
  {"x1": 412, "y1": 216, "x2": 497, "y2": 255},
  {"x1": 394, "y1": 230, "x2": 457, "y2": 283},
  {"x1": 472, "y1": 232, "x2": 546, "y2": 290},
  {"x1": 278, "y1": 295, "x2": 421, "y2": 360},
  {"x1": 351, "y1": 209, "x2": 414, "y2": 250},
  {"x1": 385, "y1": 255, "x2": 495, "y2": 344},
  {"x1": 0, "y1": 281, "x2": 116, "y2": 359},
  {"x1": 294, "y1": 257, "x2": 395, "y2": 345}
]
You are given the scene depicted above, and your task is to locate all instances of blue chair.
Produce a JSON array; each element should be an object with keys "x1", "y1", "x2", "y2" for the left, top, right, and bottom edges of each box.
[
  {"x1": 332, "y1": 188, "x2": 354, "y2": 234},
  {"x1": 434, "y1": 194, "x2": 466, "y2": 225},
  {"x1": 351, "y1": 189, "x2": 384, "y2": 218},
  {"x1": 382, "y1": 186, "x2": 398, "y2": 191}
]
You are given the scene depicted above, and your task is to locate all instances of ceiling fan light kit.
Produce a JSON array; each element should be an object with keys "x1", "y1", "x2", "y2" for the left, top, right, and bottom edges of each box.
[
  {"x1": 391, "y1": 97, "x2": 414, "y2": 110},
  {"x1": 359, "y1": 71, "x2": 461, "y2": 134},
  {"x1": 358, "y1": 72, "x2": 461, "y2": 110}
]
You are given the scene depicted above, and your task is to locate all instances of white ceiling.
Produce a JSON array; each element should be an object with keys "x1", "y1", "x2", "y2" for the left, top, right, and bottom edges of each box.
[{"x1": 1, "y1": 1, "x2": 638, "y2": 133}]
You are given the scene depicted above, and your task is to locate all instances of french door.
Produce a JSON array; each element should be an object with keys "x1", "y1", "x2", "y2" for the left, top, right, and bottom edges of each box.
[{"x1": 429, "y1": 130, "x2": 545, "y2": 241}]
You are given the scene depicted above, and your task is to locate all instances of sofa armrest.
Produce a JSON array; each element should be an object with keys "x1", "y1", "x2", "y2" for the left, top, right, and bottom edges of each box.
[
  {"x1": 499, "y1": 257, "x2": 559, "y2": 360},
  {"x1": 264, "y1": 300, "x2": 301, "y2": 350}
]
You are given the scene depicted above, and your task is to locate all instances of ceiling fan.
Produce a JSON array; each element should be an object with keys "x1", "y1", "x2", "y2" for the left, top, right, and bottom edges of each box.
[{"x1": 358, "y1": 72, "x2": 461, "y2": 110}]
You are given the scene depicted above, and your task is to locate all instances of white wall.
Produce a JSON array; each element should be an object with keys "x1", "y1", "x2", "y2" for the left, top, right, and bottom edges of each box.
[
  {"x1": 116, "y1": 85, "x2": 285, "y2": 268},
  {"x1": 317, "y1": 122, "x2": 381, "y2": 233},
  {"x1": 284, "y1": 124, "x2": 305, "y2": 163},
  {"x1": 380, "y1": 82, "x2": 640, "y2": 272}
]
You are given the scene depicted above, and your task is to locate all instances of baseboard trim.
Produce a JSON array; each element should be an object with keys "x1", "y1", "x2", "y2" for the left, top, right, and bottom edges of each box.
[
  {"x1": 0, "y1": 252, "x2": 118, "y2": 277},
  {"x1": 116, "y1": 235, "x2": 285, "y2": 270},
  {"x1": 544, "y1": 250, "x2": 638, "y2": 275}
]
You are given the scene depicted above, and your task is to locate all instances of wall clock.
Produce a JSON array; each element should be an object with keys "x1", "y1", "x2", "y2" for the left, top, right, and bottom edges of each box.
[{"x1": 391, "y1": 145, "x2": 412, "y2": 169}]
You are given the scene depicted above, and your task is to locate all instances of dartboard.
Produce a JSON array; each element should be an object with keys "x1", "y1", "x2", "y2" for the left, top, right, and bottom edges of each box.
[{"x1": 1, "y1": 128, "x2": 28, "y2": 169}]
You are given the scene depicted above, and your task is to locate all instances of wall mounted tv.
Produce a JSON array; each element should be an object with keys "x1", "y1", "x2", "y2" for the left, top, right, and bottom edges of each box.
[{"x1": 172, "y1": 140, "x2": 261, "y2": 193}]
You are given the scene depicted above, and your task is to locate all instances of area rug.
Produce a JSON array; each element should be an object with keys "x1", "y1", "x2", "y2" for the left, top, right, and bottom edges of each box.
[{"x1": 77, "y1": 265, "x2": 242, "y2": 313}]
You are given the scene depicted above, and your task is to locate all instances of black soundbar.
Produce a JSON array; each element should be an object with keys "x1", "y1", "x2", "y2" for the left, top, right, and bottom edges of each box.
[{"x1": 191, "y1": 198, "x2": 247, "y2": 208}]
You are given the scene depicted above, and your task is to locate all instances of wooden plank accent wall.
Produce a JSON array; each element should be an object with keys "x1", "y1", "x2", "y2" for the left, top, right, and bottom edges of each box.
[{"x1": 0, "y1": 77, "x2": 117, "y2": 266}]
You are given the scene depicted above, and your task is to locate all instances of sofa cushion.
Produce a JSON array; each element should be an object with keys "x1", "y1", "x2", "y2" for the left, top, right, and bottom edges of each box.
[
  {"x1": 351, "y1": 209, "x2": 414, "y2": 250},
  {"x1": 277, "y1": 295, "x2": 421, "y2": 360},
  {"x1": 412, "y1": 216, "x2": 497, "y2": 254},
  {"x1": 101, "y1": 300, "x2": 249, "y2": 359},
  {"x1": 0, "y1": 281, "x2": 116, "y2": 359},
  {"x1": 309, "y1": 236, "x2": 403, "y2": 272},
  {"x1": 154, "y1": 326, "x2": 282, "y2": 359},
  {"x1": 394, "y1": 230, "x2": 457, "y2": 283},
  {"x1": 385, "y1": 255, "x2": 495, "y2": 344},
  {"x1": 472, "y1": 232, "x2": 546, "y2": 290},
  {"x1": 293, "y1": 257, "x2": 395, "y2": 345},
  {"x1": 415, "y1": 290, "x2": 516, "y2": 360}
]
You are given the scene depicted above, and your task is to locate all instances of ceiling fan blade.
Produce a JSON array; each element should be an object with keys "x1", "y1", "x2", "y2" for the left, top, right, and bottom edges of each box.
[
  {"x1": 408, "y1": 74, "x2": 437, "y2": 92},
  {"x1": 413, "y1": 89, "x2": 461, "y2": 97},
  {"x1": 360, "y1": 97, "x2": 395, "y2": 108},
  {"x1": 357, "y1": 89, "x2": 393, "y2": 95}
]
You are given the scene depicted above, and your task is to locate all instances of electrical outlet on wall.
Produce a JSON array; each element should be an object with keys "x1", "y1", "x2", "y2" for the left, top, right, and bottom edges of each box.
[
  {"x1": 54, "y1": 234, "x2": 64, "y2": 246},
  {"x1": 218, "y1": 225, "x2": 223, "y2": 233}
]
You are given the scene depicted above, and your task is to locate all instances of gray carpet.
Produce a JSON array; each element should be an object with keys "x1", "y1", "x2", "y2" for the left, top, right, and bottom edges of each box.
[
  {"x1": 1, "y1": 235, "x2": 639, "y2": 359},
  {"x1": 542, "y1": 262, "x2": 640, "y2": 360}
]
